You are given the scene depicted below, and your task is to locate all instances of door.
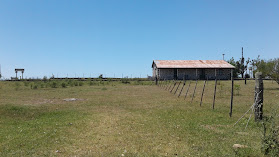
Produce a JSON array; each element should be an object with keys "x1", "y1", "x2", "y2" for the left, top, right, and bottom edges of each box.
[
  {"x1": 200, "y1": 69, "x2": 205, "y2": 80},
  {"x1": 174, "y1": 69, "x2": 178, "y2": 80}
]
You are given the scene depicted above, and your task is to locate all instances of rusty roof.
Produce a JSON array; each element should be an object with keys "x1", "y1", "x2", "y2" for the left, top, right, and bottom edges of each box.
[{"x1": 152, "y1": 60, "x2": 235, "y2": 69}]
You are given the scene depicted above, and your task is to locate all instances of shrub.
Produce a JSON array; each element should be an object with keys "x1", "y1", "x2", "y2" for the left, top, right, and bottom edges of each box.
[
  {"x1": 43, "y1": 76, "x2": 48, "y2": 82},
  {"x1": 33, "y1": 84, "x2": 38, "y2": 89},
  {"x1": 261, "y1": 114, "x2": 279, "y2": 156},
  {"x1": 218, "y1": 82, "x2": 224, "y2": 96},
  {"x1": 30, "y1": 83, "x2": 34, "y2": 89},
  {"x1": 234, "y1": 84, "x2": 241, "y2": 96},
  {"x1": 121, "y1": 78, "x2": 130, "y2": 84},
  {"x1": 67, "y1": 80, "x2": 74, "y2": 87},
  {"x1": 89, "y1": 81, "x2": 94, "y2": 86},
  {"x1": 61, "y1": 82, "x2": 67, "y2": 88},
  {"x1": 78, "y1": 81, "x2": 83, "y2": 86},
  {"x1": 51, "y1": 81, "x2": 58, "y2": 88}
]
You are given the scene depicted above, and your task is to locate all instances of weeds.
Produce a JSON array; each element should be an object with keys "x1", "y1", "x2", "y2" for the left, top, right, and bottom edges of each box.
[
  {"x1": 33, "y1": 84, "x2": 38, "y2": 89},
  {"x1": 234, "y1": 84, "x2": 241, "y2": 96},
  {"x1": 121, "y1": 77, "x2": 130, "y2": 84},
  {"x1": 24, "y1": 81, "x2": 29, "y2": 87},
  {"x1": 61, "y1": 82, "x2": 67, "y2": 88},
  {"x1": 261, "y1": 113, "x2": 279, "y2": 156},
  {"x1": 89, "y1": 81, "x2": 94, "y2": 86},
  {"x1": 218, "y1": 82, "x2": 224, "y2": 96},
  {"x1": 78, "y1": 82, "x2": 83, "y2": 86},
  {"x1": 51, "y1": 81, "x2": 58, "y2": 88},
  {"x1": 15, "y1": 82, "x2": 21, "y2": 91},
  {"x1": 74, "y1": 81, "x2": 79, "y2": 86}
]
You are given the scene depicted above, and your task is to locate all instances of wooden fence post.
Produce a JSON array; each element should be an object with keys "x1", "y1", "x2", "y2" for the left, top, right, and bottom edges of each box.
[
  {"x1": 155, "y1": 77, "x2": 158, "y2": 85},
  {"x1": 165, "y1": 80, "x2": 170, "y2": 90},
  {"x1": 212, "y1": 77, "x2": 217, "y2": 109},
  {"x1": 191, "y1": 80, "x2": 198, "y2": 103},
  {"x1": 174, "y1": 81, "x2": 182, "y2": 95},
  {"x1": 170, "y1": 81, "x2": 177, "y2": 93},
  {"x1": 168, "y1": 80, "x2": 174, "y2": 91},
  {"x1": 229, "y1": 69, "x2": 234, "y2": 117},
  {"x1": 255, "y1": 72, "x2": 263, "y2": 121},
  {"x1": 200, "y1": 80, "x2": 206, "y2": 106},
  {"x1": 178, "y1": 80, "x2": 186, "y2": 97},
  {"x1": 184, "y1": 81, "x2": 191, "y2": 100}
]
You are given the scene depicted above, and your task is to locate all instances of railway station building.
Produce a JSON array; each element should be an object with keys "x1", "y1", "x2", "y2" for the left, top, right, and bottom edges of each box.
[{"x1": 152, "y1": 60, "x2": 235, "y2": 80}]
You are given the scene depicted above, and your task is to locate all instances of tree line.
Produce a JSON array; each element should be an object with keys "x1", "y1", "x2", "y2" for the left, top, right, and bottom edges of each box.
[{"x1": 227, "y1": 48, "x2": 279, "y2": 84}]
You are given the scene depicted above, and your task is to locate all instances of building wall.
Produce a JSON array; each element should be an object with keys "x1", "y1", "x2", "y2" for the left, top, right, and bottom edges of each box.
[{"x1": 154, "y1": 68, "x2": 232, "y2": 80}]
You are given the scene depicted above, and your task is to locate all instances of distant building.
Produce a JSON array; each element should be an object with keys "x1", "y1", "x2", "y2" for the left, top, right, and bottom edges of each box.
[{"x1": 152, "y1": 60, "x2": 235, "y2": 80}]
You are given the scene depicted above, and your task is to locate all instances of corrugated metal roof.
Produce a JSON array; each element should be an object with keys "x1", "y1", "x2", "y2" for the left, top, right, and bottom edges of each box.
[{"x1": 152, "y1": 60, "x2": 235, "y2": 69}]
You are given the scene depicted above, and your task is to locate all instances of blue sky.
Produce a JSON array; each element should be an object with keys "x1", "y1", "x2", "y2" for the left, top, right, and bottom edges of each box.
[{"x1": 0, "y1": 0, "x2": 278, "y2": 79}]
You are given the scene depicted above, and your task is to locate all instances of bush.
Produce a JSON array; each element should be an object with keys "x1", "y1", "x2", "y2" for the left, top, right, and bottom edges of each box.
[
  {"x1": 89, "y1": 81, "x2": 94, "y2": 86},
  {"x1": 254, "y1": 58, "x2": 279, "y2": 84},
  {"x1": 74, "y1": 81, "x2": 79, "y2": 86},
  {"x1": 121, "y1": 78, "x2": 130, "y2": 84},
  {"x1": 261, "y1": 114, "x2": 279, "y2": 156},
  {"x1": 67, "y1": 80, "x2": 74, "y2": 87},
  {"x1": 43, "y1": 76, "x2": 48, "y2": 82},
  {"x1": 234, "y1": 84, "x2": 241, "y2": 96},
  {"x1": 33, "y1": 84, "x2": 38, "y2": 89},
  {"x1": 51, "y1": 81, "x2": 58, "y2": 88},
  {"x1": 78, "y1": 81, "x2": 83, "y2": 86},
  {"x1": 61, "y1": 82, "x2": 67, "y2": 88}
]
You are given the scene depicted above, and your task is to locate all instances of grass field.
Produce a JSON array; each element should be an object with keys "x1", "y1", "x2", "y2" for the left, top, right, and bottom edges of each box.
[{"x1": 0, "y1": 80, "x2": 278, "y2": 156}]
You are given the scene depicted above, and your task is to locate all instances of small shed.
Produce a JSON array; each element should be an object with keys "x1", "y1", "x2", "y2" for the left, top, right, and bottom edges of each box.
[{"x1": 152, "y1": 60, "x2": 235, "y2": 80}]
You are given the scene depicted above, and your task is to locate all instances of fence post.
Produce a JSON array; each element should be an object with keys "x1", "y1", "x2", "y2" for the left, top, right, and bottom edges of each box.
[
  {"x1": 178, "y1": 80, "x2": 186, "y2": 97},
  {"x1": 168, "y1": 80, "x2": 174, "y2": 91},
  {"x1": 155, "y1": 77, "x2": 158, "y2": 85},
  {"x1": 212, "y1": 77, "x2": 217, "y2": 109},
  {"x1": 229, "y1": 69, "x2": 234, "y2": 117},
  {"x1": 255, "y1": 72, "x2": 263, "y2": 121},
  {"x1": 200, "y1": 80, "x2": 206, "y2": 106},
  {"x1": 170, "y1": 81, "x2": 177, "y2": 93},
  {"x1": 191, "y1": 79, "x2": 198, "y2": 103},
  {"x1": 174, "y1": 81, "x2": 182, "y2": 95},
  {"x1": 184, "y1": 81, "x2": 191, "y2": 100}
]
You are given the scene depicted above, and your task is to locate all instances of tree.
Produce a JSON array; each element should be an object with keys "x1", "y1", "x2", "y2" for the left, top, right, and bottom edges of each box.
[
  {"x1": 98, "y1": 74, "x2": 103, "y2": 79},
  {"x1": 228, "y1": 47, "x2": 250, "y2": 78},
  {"x1": 255, "y1": 58, "x2": 279, "y2": 84},
  {"x1": 239, "y1": 47, "x2": 250, "y2": 78},
  {"x1": 227, "y1": 57, "x2": 239, "y2": 78}
]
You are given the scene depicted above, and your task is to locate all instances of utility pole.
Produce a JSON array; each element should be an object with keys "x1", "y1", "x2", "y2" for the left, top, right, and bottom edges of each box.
[{"x1": 222, "y1": 54, "x2": 225, "y2": 60}]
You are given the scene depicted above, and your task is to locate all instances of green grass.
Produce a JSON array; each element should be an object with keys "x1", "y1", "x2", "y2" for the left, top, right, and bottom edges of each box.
[{"x1": 0, "y1": 80, "x2": 278, "y2": 156}]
